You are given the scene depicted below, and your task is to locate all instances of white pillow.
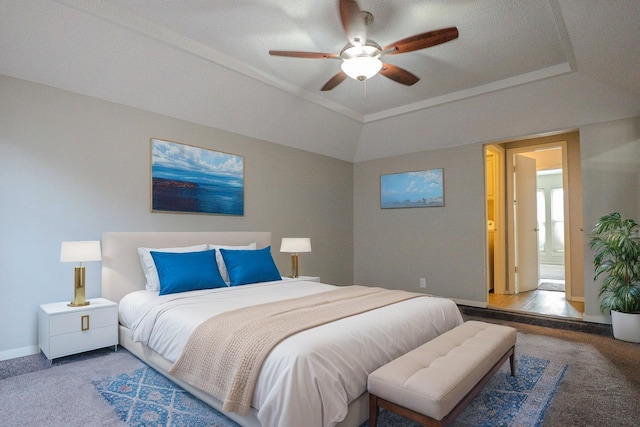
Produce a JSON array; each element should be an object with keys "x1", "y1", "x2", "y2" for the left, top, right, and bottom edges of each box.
[
  {"x1": 208, "y1": 243, "x2": 257, "y2": 284},
  {"x1": 138, "y1": 244, "x2": 209, "y2": 292}
]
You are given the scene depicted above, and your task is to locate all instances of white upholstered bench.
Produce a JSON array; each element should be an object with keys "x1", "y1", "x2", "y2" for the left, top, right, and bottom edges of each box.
[{"x1": 368, "y1": 321, "x2": 517, "y2": 427}]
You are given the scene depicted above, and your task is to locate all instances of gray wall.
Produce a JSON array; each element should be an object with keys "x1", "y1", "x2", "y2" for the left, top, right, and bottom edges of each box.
[
  {"x1": 353, "y1": 144, "x2": 487, "y2": 304},
  {"x1": 580, "y1": 117, "x2": 640, "y2": 322},
  {"x1": 0, "y1": 75, "x2": 353, "y2": 359}
]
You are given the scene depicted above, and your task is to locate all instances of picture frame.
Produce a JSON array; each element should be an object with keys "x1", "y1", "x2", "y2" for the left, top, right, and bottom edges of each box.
[
  {"x1": 380, "y1": 168, "x2": 444, "y2": 209},
  {"x1": 150, "y1": 138, "x2": 244, "y2": 216}
]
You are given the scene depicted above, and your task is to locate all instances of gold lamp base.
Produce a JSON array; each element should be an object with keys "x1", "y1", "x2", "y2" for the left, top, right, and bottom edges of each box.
[
  {"x1": 290, "y1": 253, "x2": 299, "y2": 278},
  {"x1": 68, "y1": 266, "x2": 90, "y2": 307}
]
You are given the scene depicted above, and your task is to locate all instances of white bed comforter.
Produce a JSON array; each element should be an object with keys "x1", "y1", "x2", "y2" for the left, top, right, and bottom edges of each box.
[{"x1": 120, "y1": 279, "x2": 464, "y2": 427}]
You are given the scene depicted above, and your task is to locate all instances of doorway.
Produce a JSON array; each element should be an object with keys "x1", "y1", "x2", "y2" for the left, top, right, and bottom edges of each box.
[
  {"x1": 537, "y1": 168, "x2": 566, "y2": 292},
  {"x1": 485, "y1": 131, "x2": 585, "y2": 319}
]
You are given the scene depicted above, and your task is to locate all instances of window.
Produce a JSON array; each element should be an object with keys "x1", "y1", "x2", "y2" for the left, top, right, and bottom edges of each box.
[
  {"x1": 537, "y1": 190, "x2": 546, "y2": 251},
  {"x1": 551, "y1": 188, "x2": 564, "y2": 254}
]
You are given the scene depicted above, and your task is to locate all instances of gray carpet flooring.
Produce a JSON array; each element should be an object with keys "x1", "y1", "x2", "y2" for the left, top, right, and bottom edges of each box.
[
  {"x1": 1, "y1": 317, "x2": 639, "y2": 426},
  {"x1": 464, "y1": 316, "x2": 640, "y2": 427},
  {"x1": 0, "y1": 349, "x2": 142, "y2": 426}
]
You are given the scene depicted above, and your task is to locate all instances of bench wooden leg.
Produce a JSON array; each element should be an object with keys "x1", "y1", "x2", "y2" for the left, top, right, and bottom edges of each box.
[
  {"x1": 371, "y1": 395, "x2": 442, "y2": 427},
  {"x1": 369, "y1": 393, "x2": 379, "y2": 427},
  {"x1": 510, "y1": 350, "x2": 516, "y2": 376}
]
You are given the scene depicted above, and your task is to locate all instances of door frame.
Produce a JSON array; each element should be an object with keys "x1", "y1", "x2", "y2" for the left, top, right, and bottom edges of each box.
[{"x1": 485, "y1": 145, "x2": 506, "y2": 295}]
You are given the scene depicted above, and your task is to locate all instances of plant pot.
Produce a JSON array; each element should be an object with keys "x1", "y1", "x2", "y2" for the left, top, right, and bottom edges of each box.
[{"x1": 611, "y1": 310, "x2": 640, "y2": 343}]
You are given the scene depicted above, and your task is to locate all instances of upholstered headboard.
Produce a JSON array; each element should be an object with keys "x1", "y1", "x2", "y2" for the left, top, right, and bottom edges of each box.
[{"x1": 101, "y1": 231, "x2": 271, "y2": 303}]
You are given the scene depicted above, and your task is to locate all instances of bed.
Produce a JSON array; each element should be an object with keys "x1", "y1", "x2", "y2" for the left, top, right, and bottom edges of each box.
[{"x1": 101, "y1": 231, "x2": 464, "y2": 427}]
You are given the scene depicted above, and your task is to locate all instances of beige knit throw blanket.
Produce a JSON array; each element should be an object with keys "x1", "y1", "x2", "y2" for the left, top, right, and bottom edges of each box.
[{"x1": 169, "y1": 285, "x2": 423, "y2": 415}]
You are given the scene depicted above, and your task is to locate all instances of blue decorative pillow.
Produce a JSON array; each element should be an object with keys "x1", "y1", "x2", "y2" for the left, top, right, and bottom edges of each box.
[
  {"x1": 150, "y1": 249, "x2": 226, "y2": 295},
  {"x1": 220, "y1": 246, "x2": 282, "y2": 286}
]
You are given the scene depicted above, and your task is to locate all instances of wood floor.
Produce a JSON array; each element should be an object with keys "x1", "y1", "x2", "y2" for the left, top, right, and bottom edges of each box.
[
  {"x1": 488, "y1": 263, "x2": 584, "y2": 319},
  {"x1": 488, "y1": 289, "x2": 584, "y2": 319}
]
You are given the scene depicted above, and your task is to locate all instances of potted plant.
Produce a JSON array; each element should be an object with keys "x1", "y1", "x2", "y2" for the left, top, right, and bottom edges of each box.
[{"x1": 589, "y1": 212, "x2": 640, "y2": 343}]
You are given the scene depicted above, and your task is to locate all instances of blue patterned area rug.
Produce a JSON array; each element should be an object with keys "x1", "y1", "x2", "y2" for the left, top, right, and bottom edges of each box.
[
  {"x1": 93, "y1": 366, "x2": 240, "y2": 427},
  {"x1": 94, "y1": 355, "x2": 566, "y2": 427}
]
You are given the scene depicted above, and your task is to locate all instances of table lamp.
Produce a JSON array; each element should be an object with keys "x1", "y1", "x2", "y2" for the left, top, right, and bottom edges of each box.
[
  {"x1": 280, "y1": 238, "x2": 311, "y2": 278},
  {"x1": 60, "y1": 240, "x2": 102, "y2": 307}
]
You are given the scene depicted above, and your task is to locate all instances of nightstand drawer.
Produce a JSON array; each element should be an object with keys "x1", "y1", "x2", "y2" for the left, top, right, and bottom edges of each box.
[
  {"x1": 50, "y1": 306, "x2": 116, "y2": 336},
  {"x1": 49, "y1": 326, "x2": 118, "y2": 359}
]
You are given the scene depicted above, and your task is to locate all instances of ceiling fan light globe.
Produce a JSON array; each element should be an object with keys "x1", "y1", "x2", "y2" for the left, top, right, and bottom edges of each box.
[{"x1": 341, "y1": 56, "x2": 382, "y2": 81}]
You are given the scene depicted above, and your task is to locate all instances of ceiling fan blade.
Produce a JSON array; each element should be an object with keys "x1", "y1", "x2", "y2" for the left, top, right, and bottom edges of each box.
[
  {"x1": 269, "y1": 50, "x2": 340, "y2": 59},
  {"x1": 383, "y1": 27, "x2": 459, "y2": 55},
  {"x1": 321, "y1": 71, "x2": 348, "y2": 91},
  {"x1": 339, "y1": 0, "x2": 367, "y2": 47},
  {"x1": 380, "y1": 63, "x2": 420, "y2": 86}
]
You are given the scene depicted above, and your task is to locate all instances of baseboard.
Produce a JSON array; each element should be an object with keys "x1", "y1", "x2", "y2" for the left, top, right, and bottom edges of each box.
[
  {"x1": 0, "y1": 345, "x2": 39, "y2": 362},
  {"x1": 582, "y1": 314, "x2": 611, "y2": 324}
]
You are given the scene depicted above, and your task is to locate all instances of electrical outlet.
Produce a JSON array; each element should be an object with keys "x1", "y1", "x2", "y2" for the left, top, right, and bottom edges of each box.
[{"x1": 419, "y1": 278, "x2": 426, "y2": 288}]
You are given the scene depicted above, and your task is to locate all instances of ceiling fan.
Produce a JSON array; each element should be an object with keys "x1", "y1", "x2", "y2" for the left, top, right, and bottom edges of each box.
[{"x1": 269, "y1": 0, "x2": 459, "y2": 91}]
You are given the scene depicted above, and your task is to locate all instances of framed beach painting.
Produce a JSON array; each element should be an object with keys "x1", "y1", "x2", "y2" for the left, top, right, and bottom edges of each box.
[
  {"x1": 150, "y1": 138, "x2": 244, "y2": 215},
  {"x1": 380, "y1": 168, "x2": 444, "y2": 209}
]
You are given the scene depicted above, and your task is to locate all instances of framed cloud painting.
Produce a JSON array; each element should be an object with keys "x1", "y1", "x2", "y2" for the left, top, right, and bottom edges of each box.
[
  {"x1": 151, "y1": 138, "x2": 244, "y2": 215},
  {"x1": 380, "y1": 168, "x2": 444, "y2": 209}
]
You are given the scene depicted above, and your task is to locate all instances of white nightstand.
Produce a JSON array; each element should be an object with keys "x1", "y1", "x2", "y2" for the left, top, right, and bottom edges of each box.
[{"x1": 38, "y1": 297, "x2": 118, "y2": 359}]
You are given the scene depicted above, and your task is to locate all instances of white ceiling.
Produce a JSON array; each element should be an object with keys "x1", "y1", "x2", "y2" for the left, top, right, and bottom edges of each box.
[{"x1": 1, "y1": 0, "x2": 640, "y2": 162}]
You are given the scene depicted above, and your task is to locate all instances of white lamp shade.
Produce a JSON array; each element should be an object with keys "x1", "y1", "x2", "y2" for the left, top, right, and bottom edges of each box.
[
  {"x1": 341, "y1": 56, "x2": 382, "y2": 80},
  {"x1": 60, "y1": 241, "x2": 102, "y2": 263},
  {"x1": 280, "y1": 238, "x2": 311, "y2": 253}
]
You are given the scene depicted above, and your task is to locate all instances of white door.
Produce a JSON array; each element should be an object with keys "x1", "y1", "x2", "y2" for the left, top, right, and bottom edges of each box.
[{"x1": 514, "y1": 154, "x2": 539, "y2": 293}]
